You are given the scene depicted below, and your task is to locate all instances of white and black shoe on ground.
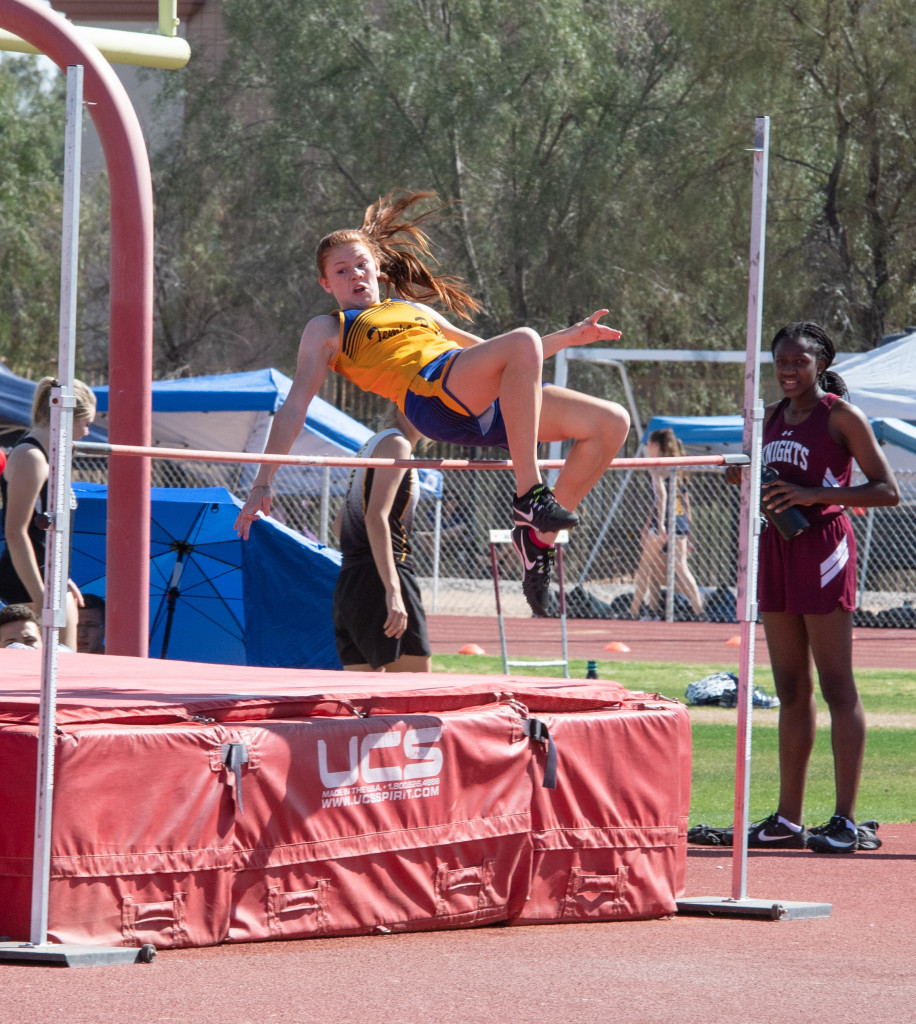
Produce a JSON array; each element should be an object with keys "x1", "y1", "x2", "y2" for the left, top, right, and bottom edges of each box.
[
  {"x1": 746, "y1": 812, "x2": 809, "y2": 849},
  {"x1": 512, "y1": 484, "x2": 578, "y2": 533},
  {"x1": 807, "y1": 815, "x2": 859, "y2": 853}
]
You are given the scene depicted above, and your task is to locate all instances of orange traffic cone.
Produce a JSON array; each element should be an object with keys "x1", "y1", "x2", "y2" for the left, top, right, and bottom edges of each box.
[
  {"x1": 459, "y1": 642, "x2": 485, "y2": 655},
  {"x1": 604, "y1": 640, "x2": 631, "y2": 653},
  {"x1": 726, "y1": 635, "x2": 742, "y2": 646}
]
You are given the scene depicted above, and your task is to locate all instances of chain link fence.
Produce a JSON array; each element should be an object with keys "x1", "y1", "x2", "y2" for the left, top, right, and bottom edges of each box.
[{"x1": 69, "y1": 453, "x2": 916, "y2": 629}]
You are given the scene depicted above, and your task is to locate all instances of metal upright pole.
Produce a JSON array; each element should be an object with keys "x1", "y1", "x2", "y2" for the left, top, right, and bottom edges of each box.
[
  {"x1": 730, "y1": 115, "x2": 770, "y2": 901},
  {"x1": 677, "y1": 116, "x2": 830, "y2": 921},
  {"x1": 1, "y1": 64, "x2": 154, "y2": 967},
  {"x1": 664, "y1": 468, "x2": 678, "y2": 622},
  {"x1": 30, "y1": 64, "x2": 83, "y2": 947}
]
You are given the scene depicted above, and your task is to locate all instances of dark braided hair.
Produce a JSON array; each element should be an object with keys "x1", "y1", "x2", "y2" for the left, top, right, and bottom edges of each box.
[
  {"x1": 315, "y1": 190, "x2": 481, "y2": 321},
  {"x1": 770, "y1": 321, "x2": 848, "y2": 398}
]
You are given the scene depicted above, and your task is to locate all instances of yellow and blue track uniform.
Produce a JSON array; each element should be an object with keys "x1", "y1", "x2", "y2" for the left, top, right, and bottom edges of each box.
[{"x1": 331, "y1": 300, "x2": 510, "y2": 448}]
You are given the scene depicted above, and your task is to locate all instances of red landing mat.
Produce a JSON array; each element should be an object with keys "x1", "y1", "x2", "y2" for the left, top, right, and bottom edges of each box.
[{"x1": 0, "y1": 651, "x2": 690, "y2": 948}]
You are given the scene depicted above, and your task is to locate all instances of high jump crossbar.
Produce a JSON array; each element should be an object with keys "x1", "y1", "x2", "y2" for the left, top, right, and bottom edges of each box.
[{"x1": 74, "y1": 441, "x2": 750, "y2": 472}]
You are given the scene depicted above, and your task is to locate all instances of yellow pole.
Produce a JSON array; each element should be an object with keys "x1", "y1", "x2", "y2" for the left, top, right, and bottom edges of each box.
[
  {"x1": 0, "y1": 24, "x2": 190, "y2": 69},
  {"x1": 159, "y1": 0, "x2": 179, "y2": 38}
]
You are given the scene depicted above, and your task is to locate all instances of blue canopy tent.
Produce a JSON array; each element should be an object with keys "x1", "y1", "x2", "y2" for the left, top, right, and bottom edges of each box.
[
  {"x1": 92, "y1": 368, "x2": 443, "y2": 500},
  {"x1": 641, "y1": 415, "x2": 744, "y2": 454},
  {"x1": 69, "y1": 482, "x2": 343, "y2": 669},
  {"x1": 643, "y1": 413, "x2": 916, "y2": 465},
  {"x1": 0, "y1": 363, "x2": 108, "y2": 445},
  {"x1": 0, "y1": 363, "x2": 35, "y2": 441}
]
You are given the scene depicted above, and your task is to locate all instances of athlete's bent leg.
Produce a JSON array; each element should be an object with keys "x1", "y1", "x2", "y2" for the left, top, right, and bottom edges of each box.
[
  {"x1": 535, "y1": 386, "x2": 630, "y2": 541},
  {"x1": 445, "y1": 329, "x2": 544, "y2": 497}
]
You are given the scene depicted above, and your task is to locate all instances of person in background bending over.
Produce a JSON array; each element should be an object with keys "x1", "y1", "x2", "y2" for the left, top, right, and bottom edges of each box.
[
  {"x1": 726, "y1": 321, "x2": 898, "y2": 853},
  {"x1": 235, "y1": 189, "x2": 630, "y2": 617},
  {"x1": 332, "y1": 410, "x2": 430, "y2": 672}
]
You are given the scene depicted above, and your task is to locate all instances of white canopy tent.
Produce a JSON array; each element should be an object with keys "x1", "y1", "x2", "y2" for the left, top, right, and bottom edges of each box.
[{"x1": 841, "y1": 332, "x2": 916, "y2": 421}]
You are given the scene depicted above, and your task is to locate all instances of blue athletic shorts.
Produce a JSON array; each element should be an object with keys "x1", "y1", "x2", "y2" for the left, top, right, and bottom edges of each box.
[{"x1": 403, "y1": 350, "x2": 510, "y2": 449}]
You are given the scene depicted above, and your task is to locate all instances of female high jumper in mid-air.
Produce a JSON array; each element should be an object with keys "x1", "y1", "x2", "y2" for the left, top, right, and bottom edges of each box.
[{"x1": 235, "y1": 190, "x2": 630, "y2": 616}]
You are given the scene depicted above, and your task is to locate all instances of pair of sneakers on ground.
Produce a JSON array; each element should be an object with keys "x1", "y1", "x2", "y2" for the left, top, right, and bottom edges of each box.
[
  {"x1": 747, "y1": 812, "x2": 879, "y2": 853},
  {"x1": 753, "y1": 811, "x2": 880, "y2": 851},
  {"x1": 511, "y1": 484, "x2": 578, "y2": 617},
  {"x1": 688, "y1": 813, "x2": 880, "y2": 853}
]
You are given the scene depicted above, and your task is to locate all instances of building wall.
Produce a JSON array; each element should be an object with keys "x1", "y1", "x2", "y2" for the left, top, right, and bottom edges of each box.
[{"x1": 48, "y1": 1, "x2": 226, "y2": 172}]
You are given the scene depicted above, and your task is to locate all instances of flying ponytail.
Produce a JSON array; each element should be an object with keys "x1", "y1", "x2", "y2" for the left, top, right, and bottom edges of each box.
[{"x1": 315, "y1": 190, "x2": 481, "y2": 320}]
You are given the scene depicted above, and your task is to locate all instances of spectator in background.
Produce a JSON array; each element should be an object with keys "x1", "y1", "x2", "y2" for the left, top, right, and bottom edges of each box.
[
  {"x1": 726, "y1": 321, "x2": 898, "y2": 853},
  {"x1": 331, "y1": 410, "x2": 431, "y2": 672},
  {"x1": 0, "y1": 377, "x2": 96, "y2": 650},
  {"x1": 629, "y1": 427, "x2": 705, "y2": 620},
  {"x1": 0, "y1": 603, "x2": 42, "y2": 649},
  {"x1": 77, "y1": 593, "x2": 106, "y2": 654}
]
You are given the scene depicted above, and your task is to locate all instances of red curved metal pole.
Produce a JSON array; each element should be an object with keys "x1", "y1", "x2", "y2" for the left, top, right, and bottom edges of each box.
[{"x1": 3, "y1": 0, "x2": 152, "y2": 656}]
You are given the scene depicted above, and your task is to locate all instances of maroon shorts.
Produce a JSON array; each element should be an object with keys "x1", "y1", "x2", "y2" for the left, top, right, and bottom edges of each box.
[{"x1": 757, "y1": 512, "x2": 856, "y2": 615}]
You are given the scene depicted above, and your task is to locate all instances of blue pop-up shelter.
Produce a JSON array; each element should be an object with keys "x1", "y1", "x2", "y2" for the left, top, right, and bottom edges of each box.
[{"x1": 69, "y1": 482, "x2": 343, "y2": 669}]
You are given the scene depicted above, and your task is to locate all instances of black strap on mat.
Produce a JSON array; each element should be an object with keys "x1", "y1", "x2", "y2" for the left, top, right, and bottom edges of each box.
[
  {"x1": 522, "y1": 717, "x2": 557, "y2": 790},
  {"x1": 221, "y1": 742, "x2": 249, "y2": 814}
]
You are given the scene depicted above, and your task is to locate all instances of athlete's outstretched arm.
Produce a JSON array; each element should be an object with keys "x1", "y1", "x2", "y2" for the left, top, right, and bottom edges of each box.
[
  {"x1": 235, "y1": 317, "x2": 338, "y2": 538},
  {"x1": 425, "y1": 306, "x2": 621, "y2": 357},
  {"x1": 541, "y1": 310, "x2": 621, "y2": 358}
]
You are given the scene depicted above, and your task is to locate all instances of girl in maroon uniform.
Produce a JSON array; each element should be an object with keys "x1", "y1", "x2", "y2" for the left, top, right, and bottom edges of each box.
[{"x1": 730, "y1": 322, "x2": 898, "y2": 853}]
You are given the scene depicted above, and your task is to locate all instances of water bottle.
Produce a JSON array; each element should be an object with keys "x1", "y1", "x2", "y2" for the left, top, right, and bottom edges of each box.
[
  {"x1": 760, "y1": 465, "x2": 810, "y2": 540},
  {"x1": 586, "y1": 660, "x2": 598, "y2": 680}
]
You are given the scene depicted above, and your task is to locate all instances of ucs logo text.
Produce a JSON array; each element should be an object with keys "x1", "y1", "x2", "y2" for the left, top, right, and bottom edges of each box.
[{"x1": 318, "y1": 726, "x2": 443, "y2": 789}]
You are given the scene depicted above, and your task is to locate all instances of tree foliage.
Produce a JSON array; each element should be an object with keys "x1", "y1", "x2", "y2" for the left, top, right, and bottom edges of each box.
[
  {"x1": 0, "y1": 56, "x2": 67, "y2": 378},
  {"x1": 4, "y1": 2, "x2": 916, "y2": 417}
]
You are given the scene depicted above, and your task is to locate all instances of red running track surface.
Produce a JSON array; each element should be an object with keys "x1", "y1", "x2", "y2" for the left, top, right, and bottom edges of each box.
[
  {"x1": 427, "y1": 615, "x2": 916, "y2": 670},
  {"x1": 3, "y1": 824, "x2": 914, "y2": 1024}
]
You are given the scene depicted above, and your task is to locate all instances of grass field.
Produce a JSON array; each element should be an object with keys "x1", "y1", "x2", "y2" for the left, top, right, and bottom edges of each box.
[{"x1": 431, "y1": 654, "x2": 916, "y2": 826}]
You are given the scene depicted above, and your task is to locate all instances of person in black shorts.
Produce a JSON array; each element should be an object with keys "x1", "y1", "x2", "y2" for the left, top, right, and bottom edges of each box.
[
  {"x1": 726, "y1": 322, "x2": 898, "y2": 853},
  {"x1": 331, "y1": 411, "x2": 431, "y2": 672},
  {"x1": 629, "y1": 427, "x2": 705, "y2": 619}
]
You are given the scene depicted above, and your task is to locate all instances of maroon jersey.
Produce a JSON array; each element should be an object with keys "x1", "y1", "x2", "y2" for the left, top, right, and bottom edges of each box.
[
  {"x1": 762, "y1": 392, "x2": 852, "y2": 525},
  {"x1": 758, "y1": 392, "x2": 856, "y2": 614}
]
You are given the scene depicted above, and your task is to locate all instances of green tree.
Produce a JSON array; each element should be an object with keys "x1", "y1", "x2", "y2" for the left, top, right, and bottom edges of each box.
[
  {"x1": 156, "y1": 1, "x2": 722, "y2": 373},
  {"x1": 666, "y1": 0, "x2": 916, "y2": 350},
  {"x1": 0, "y1": 55, "x2": 66, "y2": 378},
  {"x1": 767, "y1": 0, "x2": 916, "y2": 346},
  {"x1": 149, "y1": 0, "x2": 916, "y2": 422}
]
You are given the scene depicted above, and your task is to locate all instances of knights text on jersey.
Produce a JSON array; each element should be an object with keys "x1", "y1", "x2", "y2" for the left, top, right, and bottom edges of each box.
[{"x1": 762, "y1": 392, "x2": 852, "y2": 524}]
